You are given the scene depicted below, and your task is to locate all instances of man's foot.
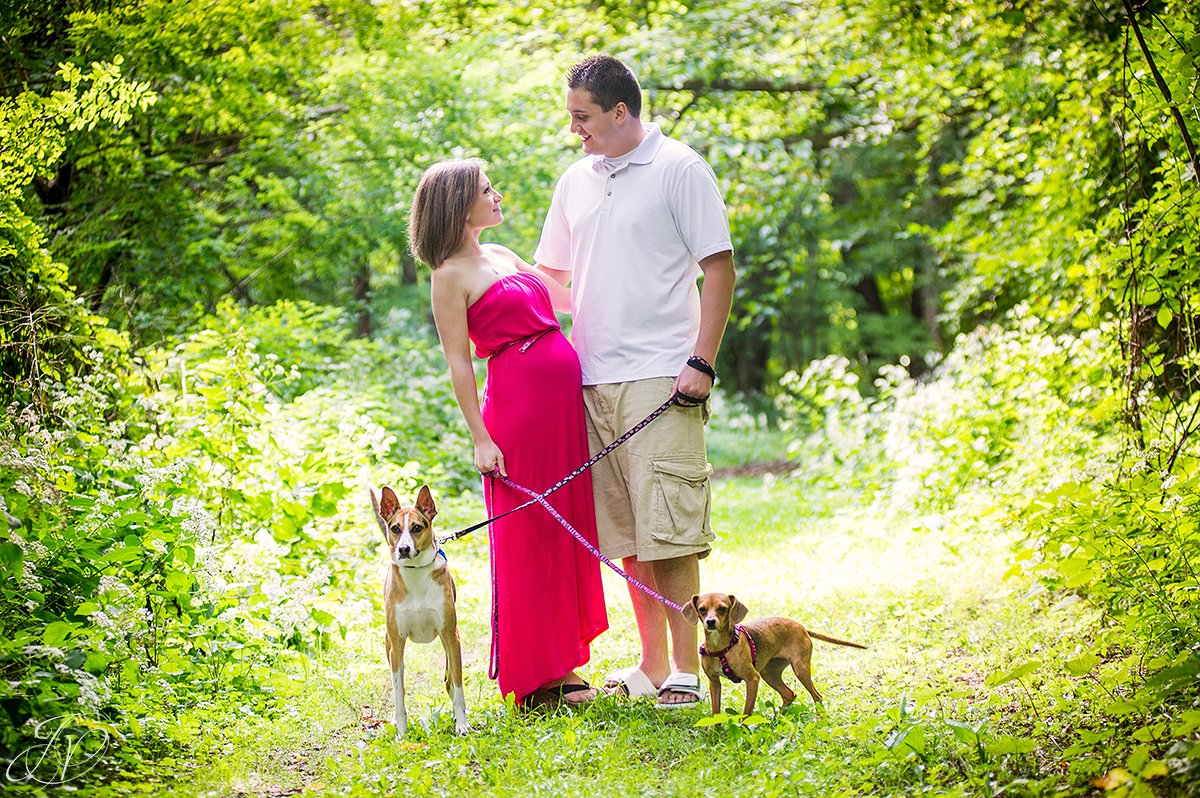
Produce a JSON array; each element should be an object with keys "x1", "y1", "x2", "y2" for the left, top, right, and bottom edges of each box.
[
  {"x1": 655, "y1": 672, "x2": 702, "y2": 708},
  {"x1": 601, "y1": 665, "x2": 658, "y2": 698}
]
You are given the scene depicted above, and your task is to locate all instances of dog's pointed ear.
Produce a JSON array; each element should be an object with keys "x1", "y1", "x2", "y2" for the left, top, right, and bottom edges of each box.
[
  {"x1": 729, "y1": 595, "x2": 749, "y2": 624},
  {"x1": 681, "y1": 595, "x2": 701, "y2": 623},
  {"x1": 416, "y1": 485, "x2": 437, "y2": 520},
  {"x1": 379, "y1": 486, "x2": 400, "y2": 520},
  {"x1": 369, "y1": 489, "x2": 390, "y2": 539}
]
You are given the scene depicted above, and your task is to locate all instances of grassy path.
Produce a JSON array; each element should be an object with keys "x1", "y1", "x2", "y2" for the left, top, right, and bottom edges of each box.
[{"x1": 162, "y1": 475, "x2": 1090, "y2": 797}]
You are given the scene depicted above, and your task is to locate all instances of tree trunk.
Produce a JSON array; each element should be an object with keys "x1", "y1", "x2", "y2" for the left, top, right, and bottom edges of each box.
[
  {"x1": 853, "y1": 275, "x2": 885, "y2": 315},
  {"x1": 90, "y1": 258, "x2": 115, "y2": 313},
  {"x1": 33, "y1": 161, "x2": 74, "y2": 210},
  {"x1": 353, "y1": 262, "x2": 371, "y2": 338}
]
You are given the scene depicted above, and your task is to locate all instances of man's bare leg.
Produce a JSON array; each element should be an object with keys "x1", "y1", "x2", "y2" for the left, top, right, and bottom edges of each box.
[
  {"x1": 619, "y1": 556, "x2": 672, "y2": 689},
  {"x1": 652, "y1": 553, "x2": 701, "y2": 704}
]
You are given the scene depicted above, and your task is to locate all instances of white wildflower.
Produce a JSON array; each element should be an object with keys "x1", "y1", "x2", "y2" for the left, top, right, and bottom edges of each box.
[
  {"x1": 76, "y1": 671, "x2": 104, "y2": 712},
  {"x1": 22, "y1": 645, "x2": 65, "y2": 660}
]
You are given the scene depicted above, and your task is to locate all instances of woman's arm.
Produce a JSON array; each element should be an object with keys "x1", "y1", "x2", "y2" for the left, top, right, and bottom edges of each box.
[{"x1": 430, "y1": 269, "x2": 507, "y2": 476}]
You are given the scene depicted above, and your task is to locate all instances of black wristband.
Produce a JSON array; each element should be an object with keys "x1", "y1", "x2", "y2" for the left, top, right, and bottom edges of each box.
[
  {"x1": 673, "y1": 389, "x2": 707, "y2": 407},
  {"x1": 687, "y1": 355, "x2": 717, "y2": 383}
]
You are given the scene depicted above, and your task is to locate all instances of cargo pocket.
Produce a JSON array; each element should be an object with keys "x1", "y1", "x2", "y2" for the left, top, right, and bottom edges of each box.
[{"x1": 649, "y1": 459, "x2": 714, "y2": 546}]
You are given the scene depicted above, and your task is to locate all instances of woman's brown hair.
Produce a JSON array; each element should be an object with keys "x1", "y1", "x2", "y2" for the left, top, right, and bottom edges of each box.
[{"x1": 408, "y1": 158, "x2": 485, "y2": 268}]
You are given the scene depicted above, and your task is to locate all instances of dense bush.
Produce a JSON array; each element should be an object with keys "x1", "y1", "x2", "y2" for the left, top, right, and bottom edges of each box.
[
  {"x1": 777, "y1": 313, "x2": 1117, "y2": 510},
  {"x1": 0, "y1": 299, "x2": 468, "y2": 781},
  {"x1": 777, "y1": 311, "x2": 1200, "y2": 790}
]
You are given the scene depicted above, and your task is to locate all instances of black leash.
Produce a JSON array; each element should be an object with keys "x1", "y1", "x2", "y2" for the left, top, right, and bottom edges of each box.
[{"x1": 437, "y1": 392, "x2": 692, "y2": 545}]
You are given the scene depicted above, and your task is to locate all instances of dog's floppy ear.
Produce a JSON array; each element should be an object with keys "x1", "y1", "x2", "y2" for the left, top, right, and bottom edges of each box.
[
  {"x1": 416, "y1": 484, "x2": 437, "y2": 520},
  {"x1": 728, "y1": 595, "x2": 749, "y2": 624},
  {"x1": 681, "y1": 595, "x2": 701, "y2": 623},
  {"x1": 379, "y1": 486, "x2": 400, "y2": 520}
]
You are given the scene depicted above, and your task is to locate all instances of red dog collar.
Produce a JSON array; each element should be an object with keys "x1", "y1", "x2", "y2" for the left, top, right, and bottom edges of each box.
[{"x1": 700, "y1": 624, "x2": 758, "y2": 683}]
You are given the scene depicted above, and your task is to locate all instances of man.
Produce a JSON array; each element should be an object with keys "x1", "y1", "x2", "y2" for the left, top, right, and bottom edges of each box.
[{"x1": 535, "y1": 55, "x2": 736, "y2": 707}]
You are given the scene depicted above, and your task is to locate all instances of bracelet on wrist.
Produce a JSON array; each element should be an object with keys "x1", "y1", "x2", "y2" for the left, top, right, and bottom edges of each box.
[{"x1": 687, "y1": 355, "x2": 717, "y2": 383}]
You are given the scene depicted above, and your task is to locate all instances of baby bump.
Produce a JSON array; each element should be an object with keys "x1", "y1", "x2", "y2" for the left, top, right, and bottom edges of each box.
[{"x1": 481, "y1": 331, "x2": 583, "y2": 431}]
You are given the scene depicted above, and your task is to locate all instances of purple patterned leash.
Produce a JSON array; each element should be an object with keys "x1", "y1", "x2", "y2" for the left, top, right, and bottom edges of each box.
[
  {"x1": 438, "y1": 394, "x2": 678, "y2": 546},
  {"x1": 497, "y1": 475, "x2": 686, "y2": 614}
]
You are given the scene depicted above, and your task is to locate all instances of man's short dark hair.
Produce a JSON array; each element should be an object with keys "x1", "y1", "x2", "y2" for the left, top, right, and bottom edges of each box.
[{"x1": 567, "y1": 55, "x2": 642, "y2": 118}]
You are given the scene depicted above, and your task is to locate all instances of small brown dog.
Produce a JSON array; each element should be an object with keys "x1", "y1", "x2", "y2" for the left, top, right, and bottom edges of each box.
[
  {"x1": 682, "y1": 592, "x2": 867, "y2": 716},
  {"x1": 372, "y1": 484, "x2": 467, "y2": 737}
]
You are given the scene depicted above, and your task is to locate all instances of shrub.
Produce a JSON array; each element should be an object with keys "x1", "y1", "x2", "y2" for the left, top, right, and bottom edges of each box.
[{"x1": 0, "y1": 299, "x2": 471, "y2": 782}]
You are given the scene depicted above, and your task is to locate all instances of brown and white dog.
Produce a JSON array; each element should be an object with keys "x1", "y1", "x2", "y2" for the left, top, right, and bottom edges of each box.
[
  {"x1": 682, "y1": 592, "x2": 867, "y2": 716},
  {"x1": 371, "y1": 485, "x2": 468, "y2": 737}
]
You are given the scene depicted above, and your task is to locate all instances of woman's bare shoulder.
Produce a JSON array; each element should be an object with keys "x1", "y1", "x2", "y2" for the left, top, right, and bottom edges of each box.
[
  {"x1": 430, "y1": 261, "x2": 469, "y2": 298},
  {"x1": 482, "y1": 242, "x2": 532, "y2": 270}
]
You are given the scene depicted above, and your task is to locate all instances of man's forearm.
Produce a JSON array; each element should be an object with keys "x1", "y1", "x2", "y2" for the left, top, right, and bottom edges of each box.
[{"x1": 694, "y1": 251, "x2": 736, "y2": 362}]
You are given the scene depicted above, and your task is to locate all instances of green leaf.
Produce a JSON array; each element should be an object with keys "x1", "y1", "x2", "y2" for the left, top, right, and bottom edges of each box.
[
  {"x1": 43, "y1": 621, "x2": 77, "y2": 647},
  {"x1": 0, "y1": 542, "x2": 23, "y2": 575},
  {"x1": 986, "y1": 735, "x2": 1037, "y2": 755},
  {"x1": 1105, "y1": 700, "x2": 1140, "y2": 716},
  {"x1": 988, "y1": 660, "x2": 1041, "y2": 686},
  {"x1": 694, "y1": 715, "x2": 728, "y2": 727},
  {"x1": 1065, "y1": 654, "x2": 1099, "y2": 676},
  {"x1": 164, "y1": 570, "x2": 192, "y2": 593},
  {"x1": 111, "y1": 511, "x2": 153, "y2": 528},
  {"x1": 0, "y1": 541, "x2": 23, "y2": 564},
  {"x1": 102, "y1": 545, "x2": 144, "y2": 563},
  {"x1": 946, "y1": 719, "x2": 983, "y2": 744}
]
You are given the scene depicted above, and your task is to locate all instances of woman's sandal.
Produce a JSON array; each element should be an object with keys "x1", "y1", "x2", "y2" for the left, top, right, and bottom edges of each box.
[
  {"x1": 519, "y1": 681, "x2": 597, "y2": 712},
  {"x1": 520, "y1": 688, "x2": 561, "y2": 712},
  {"x1": 556, "y1": 682, "x2": 597, "y2": 706}
]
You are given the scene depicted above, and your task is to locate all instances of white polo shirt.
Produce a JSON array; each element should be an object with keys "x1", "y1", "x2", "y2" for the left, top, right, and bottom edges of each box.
[{"x1": 535, "y1": 123, "x2": 733, "y2": 386}]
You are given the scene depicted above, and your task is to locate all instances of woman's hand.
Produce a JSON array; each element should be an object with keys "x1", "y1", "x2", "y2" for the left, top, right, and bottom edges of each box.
[{"x1": 474, "y1": 438, "x2": 507, "y2": 478}]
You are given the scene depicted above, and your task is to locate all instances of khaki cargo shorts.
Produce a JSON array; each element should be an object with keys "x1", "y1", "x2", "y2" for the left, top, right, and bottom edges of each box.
[{"x1": 582, "y1": 377, "x2": 714, "y2": 563}]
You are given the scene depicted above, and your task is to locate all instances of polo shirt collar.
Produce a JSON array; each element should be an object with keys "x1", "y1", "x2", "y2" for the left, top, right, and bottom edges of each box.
[
  {"x1": 591, "y1": 123, "x2": 665, "y2": 173},
  {"x1": 628, "y1": 123, "x2": 665, "y2": 165}
]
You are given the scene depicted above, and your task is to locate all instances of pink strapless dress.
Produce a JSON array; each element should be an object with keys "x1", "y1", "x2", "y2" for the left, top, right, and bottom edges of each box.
[{"x1": 466, "y1": 271, "x2": 608, "y2": 703}]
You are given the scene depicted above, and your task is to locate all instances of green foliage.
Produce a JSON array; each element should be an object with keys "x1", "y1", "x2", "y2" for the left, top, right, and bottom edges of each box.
[
  {"x1": 777, "y1": 314, "x2": 1118, "y2": 510},
  {"x1": 0, "y1": 300, "x2": 469, "y2": 783},
  {"x1": 775, "y1": 308, "x2": 1200, "y2": 792},
  {"x1": 0, "y1": 57, "x2": 149, "y2": 406}
]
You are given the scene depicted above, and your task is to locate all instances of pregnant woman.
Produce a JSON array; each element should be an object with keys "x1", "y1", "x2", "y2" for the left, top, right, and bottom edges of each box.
[{"x1": 408, "y1": 158, "x2": 608, "y2": 709}]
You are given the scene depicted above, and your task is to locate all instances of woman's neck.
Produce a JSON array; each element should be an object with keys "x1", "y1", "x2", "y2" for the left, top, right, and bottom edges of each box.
[{"x1": 447, "y1": 232, "x2": 484, "y2": 262}]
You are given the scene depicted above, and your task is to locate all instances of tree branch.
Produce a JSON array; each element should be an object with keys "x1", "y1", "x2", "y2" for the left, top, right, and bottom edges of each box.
[
  {"x1": 645, "y1": 78, "x2": 827, "y2": 94},
  {"x1": 1121, "y1": 0, "x2": 1200, "y2": 183}
]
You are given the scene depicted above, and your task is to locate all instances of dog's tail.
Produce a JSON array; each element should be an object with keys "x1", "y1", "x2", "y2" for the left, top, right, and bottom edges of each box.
[
  {"x1": 808, "y1": 631, "x2": 868, "y2": 650},
  {"x1": 368, "y1": 488, "x2": 389, "y2": 539}
]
